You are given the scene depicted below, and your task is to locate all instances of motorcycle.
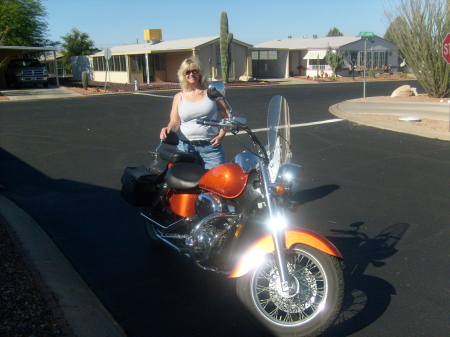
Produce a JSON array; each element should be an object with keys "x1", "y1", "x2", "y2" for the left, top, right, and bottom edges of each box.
[{"x1": 120, "y1": 81, "x2": 344, "y2": 337}]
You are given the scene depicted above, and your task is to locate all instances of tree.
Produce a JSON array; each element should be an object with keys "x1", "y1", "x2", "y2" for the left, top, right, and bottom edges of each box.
[
  {"x1": 384, "y1": 0, "x2": 450, "y2": 98},
  {"x1": 383, "y1": 16, "x2": 408, "y2": 60},
  {"x1": 326, "y1": 27, "x2": 343, "y2": 37},
  {"x1": 220, "y1": 11, "x2": 233, "y2": 83},
  {"x1": 325, "y1": 45, "x2": 344, "y2": 79},
  {"x1": 60, "y1": 28, "x2": 97, "y2": 71},
  {"x1": 0, "y1": 0, "x2": 53, "y2": 46}
]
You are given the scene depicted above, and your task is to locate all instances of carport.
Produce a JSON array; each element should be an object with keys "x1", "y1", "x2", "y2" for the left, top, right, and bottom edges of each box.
[{"x1": 0, "y1": 46, "x2": 60, "y2": 88}]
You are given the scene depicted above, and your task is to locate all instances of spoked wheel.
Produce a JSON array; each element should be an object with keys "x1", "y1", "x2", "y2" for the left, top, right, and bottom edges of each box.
[{"x1": 236, "y1": 244, "x2": 344, "y2": 337}]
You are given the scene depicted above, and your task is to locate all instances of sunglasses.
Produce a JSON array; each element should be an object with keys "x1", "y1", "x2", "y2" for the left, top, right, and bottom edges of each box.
[{"x1": 185, "y1": 69, "x2": 199, "y2": 76}]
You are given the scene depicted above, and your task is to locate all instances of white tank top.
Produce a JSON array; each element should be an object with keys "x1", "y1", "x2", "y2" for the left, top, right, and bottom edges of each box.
[{"x1": 178, "y1": 93, "x2": 220, "y2": 141}]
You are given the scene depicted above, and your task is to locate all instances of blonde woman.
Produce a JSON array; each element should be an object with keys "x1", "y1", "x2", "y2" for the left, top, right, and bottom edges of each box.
[{"x1": 160, "y1": 57, "x2": 230, "y2": 169}]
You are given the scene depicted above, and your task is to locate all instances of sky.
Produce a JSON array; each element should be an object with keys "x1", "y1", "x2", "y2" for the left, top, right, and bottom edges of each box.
[{"x1": 42, "y1": 0, "x2": 398, "y2": 50}]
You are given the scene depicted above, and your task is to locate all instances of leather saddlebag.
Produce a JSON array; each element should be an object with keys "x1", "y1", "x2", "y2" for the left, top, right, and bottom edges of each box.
[{"x1": 120, "y1": 165, "x2": 159, "y2": 207}]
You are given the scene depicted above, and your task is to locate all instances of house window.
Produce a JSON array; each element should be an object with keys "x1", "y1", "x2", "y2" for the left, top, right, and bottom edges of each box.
[
  {"x1": 129, "y1": 55, "x2": 144, "y2": 72},
  {"x1": 359, "y1": 52, "x2": 373, "y2": 68},
  {"x1": 252, "y1": 50, "x2": 278, "y2": 60},
  {"x1": 108, "y1": 55, "x2": 126, "y2": 72},
  {"x1": 309, "y1": 59, "x2": 325, "y2": 70},
  {"x1": 93, "y1": 57, "x2": 105, "y2": 71},
  {"x1": 350, "y1": 52, "x2": 358, "y2": 66}
]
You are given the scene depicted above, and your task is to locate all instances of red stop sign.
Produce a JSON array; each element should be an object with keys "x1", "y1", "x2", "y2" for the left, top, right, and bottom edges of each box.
[{"x1": 443, "y1": 33, "x2": 450, "y2": 64}]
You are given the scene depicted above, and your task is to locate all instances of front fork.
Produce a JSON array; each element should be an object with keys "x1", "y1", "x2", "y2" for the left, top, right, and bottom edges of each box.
[{"x1": 259, "y1": 162, "x2": 291, "y2": 292}]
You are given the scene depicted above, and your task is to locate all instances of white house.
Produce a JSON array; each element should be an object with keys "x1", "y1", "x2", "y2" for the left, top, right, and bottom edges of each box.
[
  {"x1": 253, "y1": 35, "x2": 400, "y2": 78},
  {"x1": 90, "y1": 31, "x2": 253, "y2": 84}
]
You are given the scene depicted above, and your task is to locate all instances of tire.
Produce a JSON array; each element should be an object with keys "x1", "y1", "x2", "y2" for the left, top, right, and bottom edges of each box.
[{"x1": 236, "y1": 244, "x2": 344, "y2": 337}]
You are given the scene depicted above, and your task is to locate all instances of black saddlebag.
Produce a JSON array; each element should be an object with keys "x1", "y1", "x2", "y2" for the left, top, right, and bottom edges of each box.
[{"x1": 120, "y1": 165, "x2": 160, "y2": 207}]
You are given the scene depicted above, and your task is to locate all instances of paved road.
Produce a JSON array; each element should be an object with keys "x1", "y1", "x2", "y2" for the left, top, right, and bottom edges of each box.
[{"x1": 1, "y1": 81, "x2": 449, "y2": 336}]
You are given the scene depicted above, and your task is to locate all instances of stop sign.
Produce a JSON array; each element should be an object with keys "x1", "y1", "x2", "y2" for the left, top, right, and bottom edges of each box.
[{"x1": 443, "y1": 33, "x2": 450, "y2": 64}]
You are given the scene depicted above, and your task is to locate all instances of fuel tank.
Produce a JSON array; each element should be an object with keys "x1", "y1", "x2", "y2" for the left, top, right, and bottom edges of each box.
[{"x1": 199, "y1": 163, "x2": 249, "y2": 198}]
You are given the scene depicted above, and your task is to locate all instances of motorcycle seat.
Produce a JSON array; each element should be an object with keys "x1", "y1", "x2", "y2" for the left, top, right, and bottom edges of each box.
[{"x1": 166, "y1": 162, "x2": 208, "y2": 190}]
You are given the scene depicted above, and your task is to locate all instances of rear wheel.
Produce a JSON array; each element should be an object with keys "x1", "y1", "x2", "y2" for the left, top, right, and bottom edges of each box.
[{"x1": 236, "y1": 244, "x2": 344, "y2": 337}]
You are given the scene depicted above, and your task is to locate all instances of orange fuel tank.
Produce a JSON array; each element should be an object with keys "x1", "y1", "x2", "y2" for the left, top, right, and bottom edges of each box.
[{"x1": 199, "y1": 163, "x2": 249, "y2": 198}]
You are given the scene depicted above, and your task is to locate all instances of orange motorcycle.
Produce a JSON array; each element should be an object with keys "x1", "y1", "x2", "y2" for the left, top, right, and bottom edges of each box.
[{"x1": 121, "y1": 82, "x2": 344, "y2": 337}]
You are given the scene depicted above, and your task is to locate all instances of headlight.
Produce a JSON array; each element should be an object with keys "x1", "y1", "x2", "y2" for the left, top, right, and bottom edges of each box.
[
  {"x1": 276, "y1": 163, "x2": 302, "y2": 196},
  {"x1": 267, "y1": 215, "x2": 287, "y2": 231}
]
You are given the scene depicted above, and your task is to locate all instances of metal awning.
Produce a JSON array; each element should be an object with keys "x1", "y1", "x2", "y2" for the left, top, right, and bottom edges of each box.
[
  {"x1": 303, "y1": 51, "x2": 327, "y2": 59},
  {"x1": 0, "y1": 46, "x2": 60, "y2": 86}
]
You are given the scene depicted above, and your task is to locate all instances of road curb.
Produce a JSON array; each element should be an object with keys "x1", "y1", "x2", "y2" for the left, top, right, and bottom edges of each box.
[
  {"x1": 329, "y1": 103, "x2": 450, "y2": 141},
  {"x1": 0, "y1": 195, "x2": 127, "y2": 337}
]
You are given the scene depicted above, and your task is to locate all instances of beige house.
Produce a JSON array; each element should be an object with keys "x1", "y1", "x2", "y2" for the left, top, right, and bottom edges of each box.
[
  {"x1": 90, "y1": 34, "x2": 253, "y2": 84},
  {"x1": 254, "y1": 35, "x2": 400, "y2": 78}
]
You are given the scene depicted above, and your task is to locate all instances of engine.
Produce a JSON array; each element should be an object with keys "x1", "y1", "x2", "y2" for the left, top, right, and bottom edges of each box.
[{"x1": 186, "y1": 192, "x2": 238, "y2": 266}]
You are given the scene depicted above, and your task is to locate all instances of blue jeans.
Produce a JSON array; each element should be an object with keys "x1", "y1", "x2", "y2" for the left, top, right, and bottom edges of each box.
[{"x1": 177, "y1": 142, "x2": 225, "y2": 169}]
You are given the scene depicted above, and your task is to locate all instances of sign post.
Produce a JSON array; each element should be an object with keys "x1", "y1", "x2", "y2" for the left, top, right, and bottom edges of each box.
[
  {"x1": 360, "y1": 32, "x2": 374, "y2": 98},
  {"x1": 104, "y1": 48, "x2": 112, "y2": 92}
]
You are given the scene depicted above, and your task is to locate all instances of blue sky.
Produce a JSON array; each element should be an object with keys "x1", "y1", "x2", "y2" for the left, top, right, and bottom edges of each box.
[{"x1": 43, "y1": 0, "x2": 397, "y2": 49}]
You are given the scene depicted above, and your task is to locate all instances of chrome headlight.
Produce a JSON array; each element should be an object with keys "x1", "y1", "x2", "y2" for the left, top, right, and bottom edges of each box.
[
  {"x1": 232, "y1": 151, "x2": 259, "y2": 173},
  {"x1": 277, "y1": 163, "x2": 302, "y2": 196}
]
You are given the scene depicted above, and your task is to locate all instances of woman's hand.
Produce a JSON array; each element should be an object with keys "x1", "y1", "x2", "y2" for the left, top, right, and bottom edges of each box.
[
  {"x1": 210, "y1": 135, "x2": 224, "y2": 147},
  {"x1": 160, "y1": 127, "x2": 170, "y2": 140}
]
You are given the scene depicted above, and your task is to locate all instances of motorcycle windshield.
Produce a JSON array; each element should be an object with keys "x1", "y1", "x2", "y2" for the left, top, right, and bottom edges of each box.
[{"x1": 267, "y1": 95, "x2": 291, "y2": 182}]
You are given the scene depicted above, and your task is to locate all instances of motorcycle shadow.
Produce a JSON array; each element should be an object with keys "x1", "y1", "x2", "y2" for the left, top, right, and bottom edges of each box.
[
  {"x1": 322, "y1": 222, "x2": 410, "y2": 336},
  {"x1": 293, "y1": 184, "x2": 340, "y2": 206}
]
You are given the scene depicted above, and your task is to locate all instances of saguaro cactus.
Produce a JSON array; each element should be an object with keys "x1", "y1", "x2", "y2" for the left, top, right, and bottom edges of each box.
[
  {"x1": 82, "y1": 71, "x2": 89, "y2": 90},
  {"x1": 220, "y1": 11, "x2": 233, "y2": 83}
]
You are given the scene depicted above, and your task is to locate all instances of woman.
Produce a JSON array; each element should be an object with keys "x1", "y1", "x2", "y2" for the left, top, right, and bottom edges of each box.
[{"x1": 160, "y1": 57, "x2": 230, "y2": 169}]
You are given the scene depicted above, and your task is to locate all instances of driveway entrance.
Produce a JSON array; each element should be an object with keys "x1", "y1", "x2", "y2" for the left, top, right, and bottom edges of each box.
[{"x1": 0, "y1": 85, "x2": 81, "y2": 101}]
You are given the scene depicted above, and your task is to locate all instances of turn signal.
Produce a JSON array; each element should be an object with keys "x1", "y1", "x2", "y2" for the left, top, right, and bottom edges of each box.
[{"x1": 275, "y1": 184, "x2": 286, "y2": 196}]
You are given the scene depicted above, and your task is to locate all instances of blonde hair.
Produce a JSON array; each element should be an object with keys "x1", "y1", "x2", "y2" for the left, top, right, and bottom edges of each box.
[{"x1": 177, "y1": 57, "x2": 207, "y2": 91}]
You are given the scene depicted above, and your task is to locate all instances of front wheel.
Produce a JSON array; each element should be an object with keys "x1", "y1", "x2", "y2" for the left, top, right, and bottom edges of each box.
[{"x1": 236, "y1": 244, "x2": 344, "y2": 337}]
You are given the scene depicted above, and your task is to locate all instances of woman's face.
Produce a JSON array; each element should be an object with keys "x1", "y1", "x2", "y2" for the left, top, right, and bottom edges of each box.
[{"x1": 185, "y1": 65, "x2": 200, "y2": 84}]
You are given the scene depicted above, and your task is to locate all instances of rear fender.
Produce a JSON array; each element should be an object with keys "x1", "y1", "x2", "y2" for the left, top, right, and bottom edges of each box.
[{"x1": 228, "y1": 228, "x2": 342, "y2": 278}]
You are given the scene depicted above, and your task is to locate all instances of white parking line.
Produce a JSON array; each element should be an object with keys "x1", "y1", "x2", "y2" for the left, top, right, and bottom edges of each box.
[
  {"x1": 247, "y1": 119, "x2": 344, "y2": 134},
  {"x1": 133, "y1": 90, "x2": 344, "y2": 132},
  {"x1": 133, "y1": 92, "x2": 174, "y2": 98}
]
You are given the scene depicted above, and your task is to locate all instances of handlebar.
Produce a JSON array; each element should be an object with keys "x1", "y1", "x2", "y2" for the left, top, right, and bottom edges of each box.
[
  {"x1": 197, "y1": 117, "x2": 269, "y2": 162},
  {"x1": 196, "y1": 117, "x2": 241, "y2": 132}
]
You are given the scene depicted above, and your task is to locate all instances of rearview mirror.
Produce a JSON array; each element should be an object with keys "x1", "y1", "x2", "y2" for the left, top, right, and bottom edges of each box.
[{"x1": 207, "y1": 81, "x2": 226, "y2": 101}]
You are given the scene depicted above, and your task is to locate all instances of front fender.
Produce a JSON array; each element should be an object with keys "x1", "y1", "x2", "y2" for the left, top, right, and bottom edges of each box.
[{"x1": 228, "y1": 228, "x2": 342, "y2": 278}]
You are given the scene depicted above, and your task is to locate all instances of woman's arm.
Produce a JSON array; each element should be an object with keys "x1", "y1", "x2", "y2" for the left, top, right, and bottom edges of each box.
[
  {"x1": 217, "y1": 99, "x2": 230, "y2": 118},
  {"x1": 160, "y1": 93, "x2": 182, "y2": 139}
]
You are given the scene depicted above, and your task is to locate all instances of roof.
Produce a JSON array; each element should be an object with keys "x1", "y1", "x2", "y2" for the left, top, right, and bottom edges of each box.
[
  {"x1": 0, "y1": 45, "x2": 58, "y2": 52},
  {"x1": 254, "y1": 36, "x2": 362, "y2": 50},
  {"x1": 93, "y1": 36, "x2": 252, "y2": 56},
  {"x1": 303, "y1": 50, "x2": 327, "y2": 59}
]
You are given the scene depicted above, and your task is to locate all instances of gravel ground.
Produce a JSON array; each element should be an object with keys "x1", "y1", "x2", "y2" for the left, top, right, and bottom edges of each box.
[
  {"x1": 0, "y1": 215, "x2": 67, "y2": 336},
  {"x1": 0, "y1": 77, "x2": 447, "y2": 336}
]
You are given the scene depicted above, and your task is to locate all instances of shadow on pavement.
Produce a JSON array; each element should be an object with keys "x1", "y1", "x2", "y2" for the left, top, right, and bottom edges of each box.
[{"x1": 323, "y1": 222, "x2": 409, "y2": 336}]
